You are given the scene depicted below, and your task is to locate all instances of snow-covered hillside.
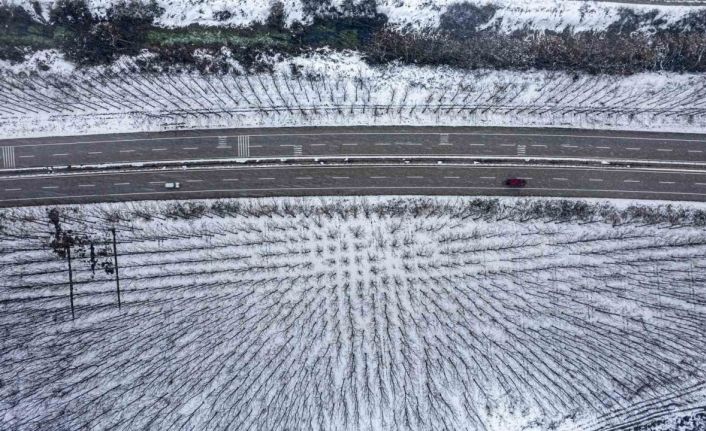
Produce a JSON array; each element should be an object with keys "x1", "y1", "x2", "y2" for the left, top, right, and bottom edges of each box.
[
  {"x1": 1, "y1": 196, "x2": 705, "y2": 430},
  {"x1": 12, "y1": 0, "x2": 706, "y2": 32},
  {"x1": 1, "y1": 51, "x2": 704, "y2": 138}
]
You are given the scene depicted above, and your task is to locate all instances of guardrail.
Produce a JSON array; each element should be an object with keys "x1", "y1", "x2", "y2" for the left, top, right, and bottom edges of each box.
[{"x1": 1, "y1": 155, "x2": 706, "y2": 178}]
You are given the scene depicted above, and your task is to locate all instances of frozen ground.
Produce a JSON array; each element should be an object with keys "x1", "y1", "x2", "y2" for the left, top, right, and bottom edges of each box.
[
  {"x1": 1, "y1": 51, "x2": 705, "y2": 138},
  {"x1": 0, "y1": 196, "x2": 705, "y2": 430},
  {"x1": 11, "y1": 0, "x2": 706, "y2": 32}
]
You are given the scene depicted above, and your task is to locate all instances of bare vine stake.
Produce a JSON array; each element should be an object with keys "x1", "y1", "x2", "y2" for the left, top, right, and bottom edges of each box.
[
  {"x1": 111, "y1": 228, "x2": 121, "y2": 309},
  {"x1": 66, "y1": 245, "x2": 74, "y2": 320}
]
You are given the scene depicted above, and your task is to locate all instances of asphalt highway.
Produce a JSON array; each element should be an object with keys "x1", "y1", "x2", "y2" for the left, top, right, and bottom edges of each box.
[
  {"x1": 2, "y1": 164, "x2": 706, "y2": 206},
  {"x1": 2, "y1": 127, "x2": 706, "y2": 206},
  {"x1": 2, "y1": 127, "x2": 706, "y2": 170}
]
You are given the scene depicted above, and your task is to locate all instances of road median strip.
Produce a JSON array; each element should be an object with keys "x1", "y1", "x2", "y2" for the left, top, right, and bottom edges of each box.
[{"x1": 2, "y1": 156, "x2": 706, "y2": 178}]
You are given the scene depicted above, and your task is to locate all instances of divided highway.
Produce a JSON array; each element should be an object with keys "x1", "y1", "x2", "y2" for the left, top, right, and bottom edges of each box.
[
  {"x1": 1, "y1": 126, "x2": 706, "y2": 206},
  {"x1": 2, "y1": 126, "x2": 706, "y2": 169}
]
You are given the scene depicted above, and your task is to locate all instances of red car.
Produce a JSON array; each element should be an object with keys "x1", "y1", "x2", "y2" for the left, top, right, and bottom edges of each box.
[{"x1": 504, "y1": 178, "x2": 527, "y2": 187}]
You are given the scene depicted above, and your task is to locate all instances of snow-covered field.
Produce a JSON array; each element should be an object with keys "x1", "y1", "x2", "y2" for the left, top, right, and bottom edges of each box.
[
  {"x1": 1, "y1": 196, "x2": 706, "y2": 430},
  {"x1": 1, "y1": 51, "x2": 705, "y2": 138},
  {"x1": 12, "y1": 0, "x2": 706, "y2": 32}
]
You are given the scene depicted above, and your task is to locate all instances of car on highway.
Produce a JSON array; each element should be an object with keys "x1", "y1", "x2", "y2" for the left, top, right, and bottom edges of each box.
[
  {"x1": 504, "y1": 178, "x2": 527, "y2": 188},
  {"x1": 164, "y1": 182, "x2": 181, "y2": 189}
]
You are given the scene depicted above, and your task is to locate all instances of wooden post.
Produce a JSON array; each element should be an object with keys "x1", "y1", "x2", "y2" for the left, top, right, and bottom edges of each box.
[
  {"x1": 66, "y1": 245, "x2": 74, "y2": 320},
  {"x1": 111, "y1": 228, "x2": 121, "y2": 309}
]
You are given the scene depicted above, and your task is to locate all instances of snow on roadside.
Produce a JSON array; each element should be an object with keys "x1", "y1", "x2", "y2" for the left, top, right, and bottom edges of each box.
[
  {"x1": 1, "y1": 196, "x2": 705, "y2": 430},
  {"x1": 9, "y1": 0, "x2": 706, "y2": 31},
  {"x1": 1, "y1": 50, "x2": 704, "y2": 138}
]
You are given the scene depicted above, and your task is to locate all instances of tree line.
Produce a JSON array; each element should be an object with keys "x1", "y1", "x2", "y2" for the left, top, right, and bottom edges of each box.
[{"x1": 1, "y1": 0, "x2": 706, "y2": 73}]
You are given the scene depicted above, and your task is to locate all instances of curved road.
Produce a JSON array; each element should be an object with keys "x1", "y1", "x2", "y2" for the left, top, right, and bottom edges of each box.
[{"x1": 1, "y1": 126, "x2": 706, "y2": 206}]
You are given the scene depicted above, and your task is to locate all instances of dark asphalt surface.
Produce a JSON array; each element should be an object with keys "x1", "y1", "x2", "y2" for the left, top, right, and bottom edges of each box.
[
  {"x1": 2, "y1": 127, "x2": 706, "y2": 206},
  {"x1": 2, "y1": 127, "x2": 706, "y2": 170},
  {"x1": 2, "y1": 164, "x2": 706, "y2": 207}
]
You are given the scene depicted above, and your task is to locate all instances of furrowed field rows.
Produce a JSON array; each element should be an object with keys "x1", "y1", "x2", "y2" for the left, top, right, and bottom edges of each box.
[
  {"x1": 2, "y1": 68, "x2": 706, "y2": 136},
  {"x1": 1, "y1": 197, "x2": 705, "y2": 430}
]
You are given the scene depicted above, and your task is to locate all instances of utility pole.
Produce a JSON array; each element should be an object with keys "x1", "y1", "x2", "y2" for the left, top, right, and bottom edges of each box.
[
  {"x1": 111, "y1": 228, "x2": 121, "y2": 309},
  {"x1": 66, "y1": 245, "x2": 74, "y2": 320}
]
